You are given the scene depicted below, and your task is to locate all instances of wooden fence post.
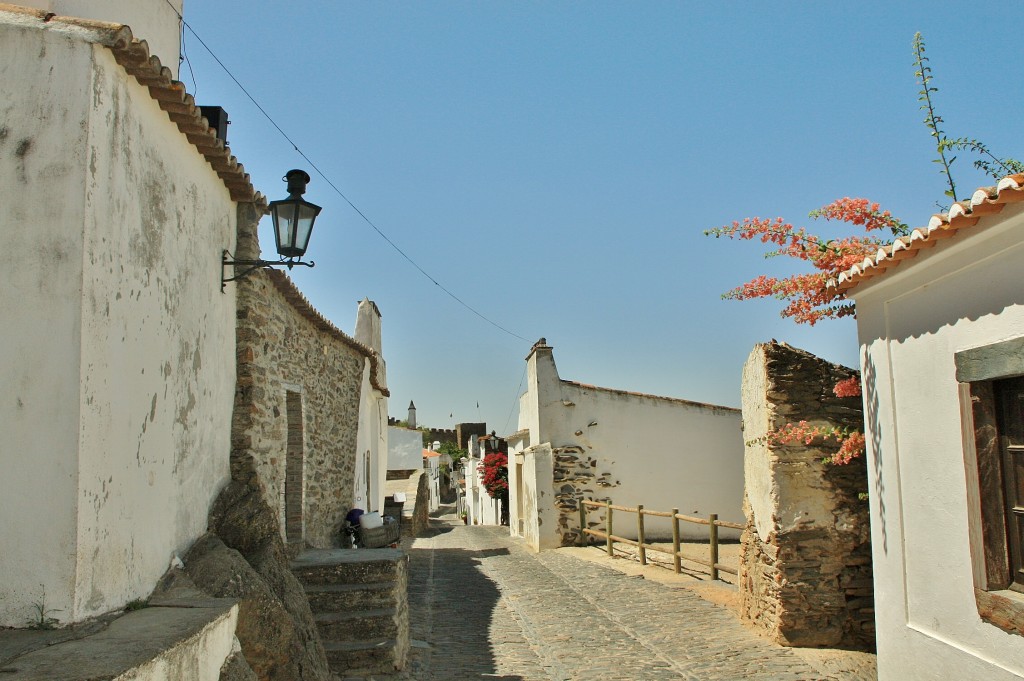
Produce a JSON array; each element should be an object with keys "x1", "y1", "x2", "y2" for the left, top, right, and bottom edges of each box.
[
  {"x1": 606, "y1": 501, "x2": 614, "y2": 557},
  {"x1": 578, "y1": 501, "x2": 587, "y2": 547},
  {"x1": 637, "y1": 504, "x2": 646, "y2": 565},
  {"x1": 671, "y1": 508, "x2": 681, "y2": 574},
  {"x1": 709, "y1": 513, "x2": 719, "y2": 581}
]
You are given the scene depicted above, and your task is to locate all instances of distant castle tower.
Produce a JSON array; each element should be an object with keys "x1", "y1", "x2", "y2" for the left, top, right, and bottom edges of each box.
[{"x1": 408, "y1": 401, "x2": 417, "y2": 429}]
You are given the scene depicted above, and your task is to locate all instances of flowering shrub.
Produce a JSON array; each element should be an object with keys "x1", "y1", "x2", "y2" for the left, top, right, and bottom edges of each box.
[
  {"x1": 706, "y1": 199, "x2": 886, "y2": 464},
  {"x1": 766, "y1": 419, "x2": 864, "y2": 466},
  {"x1": 481, "y1": 452, "x2": 509, "y2": 499},
  {"x1": 704, "y1": 199, "x2": 908, "y2": 325},
  {"x1": 832, "y1": 376, "x2": 862, "y2": 398}
]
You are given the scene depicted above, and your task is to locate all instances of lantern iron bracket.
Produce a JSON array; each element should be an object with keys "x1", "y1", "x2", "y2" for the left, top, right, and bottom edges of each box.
[{"x1": 221, "y1": 250, "x2": 315, "y2": 291}]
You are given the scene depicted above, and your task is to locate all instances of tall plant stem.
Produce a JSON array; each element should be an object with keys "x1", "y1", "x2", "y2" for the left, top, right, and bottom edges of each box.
[{"x1": 914, "y1": 33, "x2": 957, "y2": 201}]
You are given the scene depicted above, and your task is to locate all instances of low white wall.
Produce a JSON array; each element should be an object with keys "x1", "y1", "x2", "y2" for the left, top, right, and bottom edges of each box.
[
  {"x1": 0, "y1": 26, "x2": 235, "y2": 625},
  {"x1": 853, "y1": 206, "x2": 1024, "y2": 680},
  {"x1": 512, "y1": 342, "x2": 744, "y2": 545},
  {"x1": 388, "y1": 427, "x2": 424, "y2": 470}
]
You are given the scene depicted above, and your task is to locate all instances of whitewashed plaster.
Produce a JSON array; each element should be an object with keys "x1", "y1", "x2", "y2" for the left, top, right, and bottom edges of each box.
[
  {"x1": 17, "y1": 0, "x2": 182, "y2": 80},
  {"x1": 388, "y1": 426, "x2": 424, "y2": 471},
  {"x1": 512, "y1": 342, "x2": 744, "y2": 545},
  {"x1": 0, "y1": 26, "x2": 235, "y2": 626},
  {"x1": 463, "y1": 455, "x2": 501, "y2": 527},
  {"x1": 354, "y1": 299, "x2": 388, "y2": 514},
  {"x1": 851, "y1": 203, "x2": 1024, "y2": 680},
  {"x1": 513, "y1": 445, "x2": 560, "y2": 550},
  {"x1": 424, "y1": 455, "x2": 441, "y2": 512}
]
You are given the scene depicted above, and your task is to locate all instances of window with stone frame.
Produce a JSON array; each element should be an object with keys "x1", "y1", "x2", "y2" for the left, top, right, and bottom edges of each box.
[{"x1": 957, "y1": 337, "x2": 1024, "y2": 637}]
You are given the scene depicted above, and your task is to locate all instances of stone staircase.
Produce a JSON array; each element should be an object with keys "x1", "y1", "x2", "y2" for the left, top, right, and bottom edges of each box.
[{"x1": 291, "y1": 548, "x2": 409, "y2": 678}]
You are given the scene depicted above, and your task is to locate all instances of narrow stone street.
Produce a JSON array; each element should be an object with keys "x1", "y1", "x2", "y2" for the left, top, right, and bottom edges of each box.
[{"x1": 397, "y1": 513, "x2": 874, "y2": 681}]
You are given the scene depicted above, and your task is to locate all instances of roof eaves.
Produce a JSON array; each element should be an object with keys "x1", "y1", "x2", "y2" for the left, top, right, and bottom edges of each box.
[
  {"x1": 0, "y1": 4, "x2": 266, "y2": 209},
  {"x1": 831, "y1": 174, "x2": 1024, "y2": 293}
]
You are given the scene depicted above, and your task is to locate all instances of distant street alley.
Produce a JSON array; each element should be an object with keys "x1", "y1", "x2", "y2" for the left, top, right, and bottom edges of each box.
[{"x1": 399, "y1": 514, "x2": 875, "y2": 681}]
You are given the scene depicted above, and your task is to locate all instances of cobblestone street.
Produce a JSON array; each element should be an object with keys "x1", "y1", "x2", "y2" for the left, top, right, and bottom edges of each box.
[{"x1": 400, "y1": 516, "x2": 875, "y2": 681}]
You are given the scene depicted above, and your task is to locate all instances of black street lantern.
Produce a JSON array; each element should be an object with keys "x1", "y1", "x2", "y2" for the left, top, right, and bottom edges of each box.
[
  {"x1": 488, "y1": 431, "x2": 500, "y2": 453},
  {"x1": 222, "y1": 169, "x2": 322, "y2": 289},
  {"x1": 269, "y1": 169, "x2": 321, "y2": 259}
]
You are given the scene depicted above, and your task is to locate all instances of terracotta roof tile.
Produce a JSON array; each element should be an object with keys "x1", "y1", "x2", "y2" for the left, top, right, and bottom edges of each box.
[
  {"x1": 831, "y1": 173, "x2": 1024, "y2": 293},
  {"x1": 0, "y1": 4, "x2": 265, "y2": 208}
]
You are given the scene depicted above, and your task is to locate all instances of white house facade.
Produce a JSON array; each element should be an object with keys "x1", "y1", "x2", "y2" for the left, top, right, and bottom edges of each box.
[
  {"x1": 838, "y1": 174, "x2": 1024, "y2": 680},
  {"x1": 354, "y1": 298, "x2": 390, "y2": 515},
  {"x1": 463, "y1": 447, "x2": 502, "y2": 527},
  {"x1": 0, "y1": 4, "x2": 257, "y2": 626},
  {"x1": 508, "y1": 339, "x2": 744, "y2": 550}
]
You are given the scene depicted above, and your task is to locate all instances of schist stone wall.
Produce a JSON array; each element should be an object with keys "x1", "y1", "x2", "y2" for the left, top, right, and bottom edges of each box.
[
  {"x1": 739, "y1": 341, "x2": 874, "y2": 651},
  {"x1": 232, "y1": 224, "x2": 374, "y2": 548},
  {"x1": 552, "y1": 446, "x2": 614, "y2": 546}
]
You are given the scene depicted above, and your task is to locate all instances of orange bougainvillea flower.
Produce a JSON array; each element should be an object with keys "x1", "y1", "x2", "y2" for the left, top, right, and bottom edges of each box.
[{"x1": 705, "y1": 198, "x2": 908, "y2": 325}]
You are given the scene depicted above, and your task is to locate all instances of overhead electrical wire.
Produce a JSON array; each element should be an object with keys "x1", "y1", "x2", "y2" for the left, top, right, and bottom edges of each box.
[
  {"x1": 503, "y1": 365, "x2": 527, "y2": 435},
  {"x1": 165, "y1": 0, "x2": 531, "y2": 344}
]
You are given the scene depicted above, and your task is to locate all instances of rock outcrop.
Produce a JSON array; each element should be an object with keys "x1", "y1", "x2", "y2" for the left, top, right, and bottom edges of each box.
[{"x1": 186, "y1": 476, "x2": 334, "y2": 681}]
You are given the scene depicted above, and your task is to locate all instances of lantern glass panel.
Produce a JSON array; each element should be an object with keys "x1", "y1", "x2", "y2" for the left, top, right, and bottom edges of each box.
[
  {"x1": 270, "y1": 201, "x2": 294, "y2": 256},
  {"x1": 293, "y1": 201, "x2": 321, "y2": 255}
]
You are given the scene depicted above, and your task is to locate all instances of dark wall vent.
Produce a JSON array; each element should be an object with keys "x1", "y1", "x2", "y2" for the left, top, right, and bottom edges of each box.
[{"x1": 199, "y1": 105, "x2": 229, "y2": 144}]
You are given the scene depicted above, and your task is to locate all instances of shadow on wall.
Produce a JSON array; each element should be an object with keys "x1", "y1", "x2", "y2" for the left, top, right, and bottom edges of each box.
[
  {"x1": 406, "y1": 545, "x2": 526, "y2": 679},
  {"x1": 863, "y1": 353, "x2": 887, "y2": 556}
]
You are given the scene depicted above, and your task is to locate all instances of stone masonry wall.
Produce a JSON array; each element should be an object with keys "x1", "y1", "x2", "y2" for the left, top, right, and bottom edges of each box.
[
  {"x1": 233, "y1": 268, "x2": 370, "y2": 549},
  {"x1": 551, "y1": 446, "x2": 618, "y2": 546},
  {"x1": 739, "y1": 341, "x2": 874, "y2": 651}
]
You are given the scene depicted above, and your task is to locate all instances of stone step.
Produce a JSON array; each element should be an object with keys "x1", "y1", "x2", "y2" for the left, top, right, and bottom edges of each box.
[
  {"x1": 315, "y1": 607, "x2": 404, "y2": 642},
  {"x1": 291, "y1": 548, "x2": 407, "y2": 586},
  {"x1": 304, "y1": 581, "x2": 397, "y2": 613},
  {"x1": 323, "y1": 638, "x2": 405, "y2": 676}
]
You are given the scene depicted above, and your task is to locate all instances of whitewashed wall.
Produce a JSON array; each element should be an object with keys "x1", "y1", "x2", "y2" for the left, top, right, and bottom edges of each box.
[
  {"x1": 354, "y1": 300, "x2": 388, "y2": 513},
  {"x1": 511, "y1": 341, "x2": 744, "y2": 545},
  {"x1": 425, "y1": 455, "x2": 441, "y2": 512},
  {"x1": 388, "y1": 426, "x2": 424, "y2": 470},
  {"x1": 852, "y1": 205, "x2": 1024, "y2": 681},
  {"x1": 511, "y1": 445, "x2": 561, "y2": 550},
  {"x1": 0, "y1": 25, "x2": 235, "y2": 626},
  {"x1": 18, "y1": 0, "x2": 182, "y2": 79},
  {"x1": 463, "y1": 457, "x2": 501, "y2": 526}
]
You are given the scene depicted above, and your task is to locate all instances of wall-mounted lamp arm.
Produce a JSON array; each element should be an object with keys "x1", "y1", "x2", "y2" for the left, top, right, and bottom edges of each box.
[{"x1": 221, "y1": 250, "x2": 315, "y2": 290}]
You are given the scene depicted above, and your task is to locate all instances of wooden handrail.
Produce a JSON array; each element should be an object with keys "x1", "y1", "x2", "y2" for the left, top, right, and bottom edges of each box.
[{"x1": 576, "y1": 497, "x2": 739, "y2": 582}]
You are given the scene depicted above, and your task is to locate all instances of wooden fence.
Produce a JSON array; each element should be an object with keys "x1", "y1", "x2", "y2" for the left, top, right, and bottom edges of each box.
[{"x1": 579, "y1": 499, "x2": 743, "y2": 581}]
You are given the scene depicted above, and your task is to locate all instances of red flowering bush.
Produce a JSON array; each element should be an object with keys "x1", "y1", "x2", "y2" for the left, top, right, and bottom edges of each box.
[{"x1": 481, "y1": 452, "x2": 508, "y2": 499}]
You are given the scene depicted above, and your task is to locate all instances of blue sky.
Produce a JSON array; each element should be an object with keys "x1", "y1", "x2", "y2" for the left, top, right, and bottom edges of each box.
[{"x1": 182, "y1": 2, "x2": 1023, "y2": 434}]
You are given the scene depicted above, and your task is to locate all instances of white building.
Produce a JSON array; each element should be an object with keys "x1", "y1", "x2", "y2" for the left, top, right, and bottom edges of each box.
[
  {"x1": 836, "y1": 174, "x2": 1024, "y2": 680},
  {"x1": 462, "y1": 445, "x2": 502, "y2": 527},
  {"x1": 508, "y1": 339, "x2": 744, "y2": 550},
  {"x1": 353, "y1": 298, "x2": 390, "y2": 514},
  {"x1": 0, "y1": 2, "x2": 253, "y2": 627}
]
